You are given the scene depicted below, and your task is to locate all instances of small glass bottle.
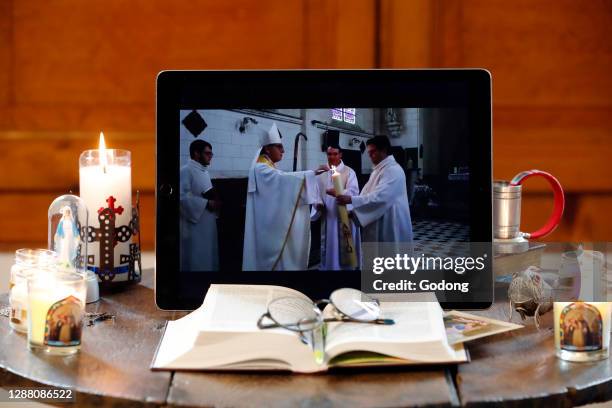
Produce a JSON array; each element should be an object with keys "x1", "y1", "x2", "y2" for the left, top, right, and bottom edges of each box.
[{"x1": 9, "y1": 249, "x2": 58, "y2": 333}]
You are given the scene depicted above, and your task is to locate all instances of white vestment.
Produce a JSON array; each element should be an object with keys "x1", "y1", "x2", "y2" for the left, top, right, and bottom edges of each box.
[
  {"x1": 180, "y1": 159, "x2": 219, "y2": 271},
  {"x1": 243, "y1": 155, "x2": 319, "y2": 271},
  {"x1": 352, "y1": 155, "x2": 413, "y2": 243},
  {"x1": 311, "y1": 161, "x2": 361, "y2": 270}
]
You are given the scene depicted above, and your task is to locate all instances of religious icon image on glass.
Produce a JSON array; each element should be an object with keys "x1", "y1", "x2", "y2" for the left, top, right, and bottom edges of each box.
[
  {"x1": 554, "y1": 301, "x2": 611, "y2": 362},
  {"x1": 560, "y1": 302, "x2": 603, "y2": 352}
]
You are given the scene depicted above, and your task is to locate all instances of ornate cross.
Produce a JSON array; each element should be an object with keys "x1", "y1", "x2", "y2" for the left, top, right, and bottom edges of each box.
[{"x1": 86, "y1": 196, "x2": 133, "y2": 282}]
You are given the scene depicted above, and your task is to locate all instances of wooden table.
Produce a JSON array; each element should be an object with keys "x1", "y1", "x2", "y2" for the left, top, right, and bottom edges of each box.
[{"x1": 1, "y1": 272, "x2": 612, "y2": 407}]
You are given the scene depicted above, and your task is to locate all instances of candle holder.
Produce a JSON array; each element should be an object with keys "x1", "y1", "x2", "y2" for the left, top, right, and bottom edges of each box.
[
  {"x1": 554, "y1": 301, "x2": 611, "y2": 362},
  {"x1": 27, "y1": 267, "x2": 86, "y2": 355},
  {"x1": 9, "y1": 249, "x2": 58, "y2": 333},
  {"x1": 84, "y1": 192, "x2": 142, "y2": 287}
]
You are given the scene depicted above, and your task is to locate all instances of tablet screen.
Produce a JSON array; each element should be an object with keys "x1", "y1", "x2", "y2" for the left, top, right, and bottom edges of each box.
[
  {"x1": 179, "y1": 107, "x2": 470, "y2": 272},
  {"x1": 157, "y1": 70, "x2": 492, "y2": 310}
]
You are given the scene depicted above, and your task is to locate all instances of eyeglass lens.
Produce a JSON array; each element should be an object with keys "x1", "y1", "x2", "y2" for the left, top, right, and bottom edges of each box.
[
  {"x1": 267, "y1": 297, "x2": 322, "y2": 331},
  {"x1": 330, "y1": 288, "x2": 381, "y2": 322}
]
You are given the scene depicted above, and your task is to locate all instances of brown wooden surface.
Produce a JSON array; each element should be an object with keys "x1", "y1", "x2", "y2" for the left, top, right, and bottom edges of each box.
[
  {"x1": 3, "y1": 272, "x2": 612, "y2": 406},
  {"x1": 456, "y1": 287, "x2": 612, "y2": 407},
  {"x1": 0, "y1": 269, "x2": 183, "y2": 407},
  {"x1": 168, "y1": 369, "x2": 456, "y2": 408}
]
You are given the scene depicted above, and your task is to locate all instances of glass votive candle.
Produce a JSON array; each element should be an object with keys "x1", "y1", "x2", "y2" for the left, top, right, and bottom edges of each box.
[
  {"x1": 554, "y1": 301, "x2": 611, "y2": 362},
  {"x1": 27, "y1": 268, "x2": 86, "y2": 355},
  {"x1": 8, "y1": 249, "x2": 58, "y2": 333}
]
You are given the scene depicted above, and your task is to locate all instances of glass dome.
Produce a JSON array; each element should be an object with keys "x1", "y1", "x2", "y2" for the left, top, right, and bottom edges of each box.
[{"x1": 48, "y1": 194, "x2": 89, "y2": 272}]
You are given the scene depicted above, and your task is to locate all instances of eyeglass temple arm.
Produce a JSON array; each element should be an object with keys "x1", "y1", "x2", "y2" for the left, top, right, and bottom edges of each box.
[
  {"x1": 257, "y1": 313, "x2": 281, "y2": 330},
  {"x1": 322, "y1": 317, "x2": 395, "y2": 325},
  {"x1": 373, "y1": 318, "x2": 394, "y2": 325}
]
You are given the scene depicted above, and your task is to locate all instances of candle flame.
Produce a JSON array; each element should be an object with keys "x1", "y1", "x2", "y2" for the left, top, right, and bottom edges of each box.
[
  {"x1": 99, "y1": 131, "x2": 107, "y2": 173},
  {"x1": 331, "y1": 165, "x2": 338, "y2": 175}
]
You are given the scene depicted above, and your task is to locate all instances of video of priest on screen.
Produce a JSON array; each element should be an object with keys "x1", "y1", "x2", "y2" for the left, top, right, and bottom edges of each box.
[{"x1": 178, "y1": 108, "x2": 470, "y2": 272}]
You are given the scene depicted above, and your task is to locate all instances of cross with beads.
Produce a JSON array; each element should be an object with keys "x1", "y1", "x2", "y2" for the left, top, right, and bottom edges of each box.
[{"x1": 86, "y1": 195, "x2": 133, "y2": 281}]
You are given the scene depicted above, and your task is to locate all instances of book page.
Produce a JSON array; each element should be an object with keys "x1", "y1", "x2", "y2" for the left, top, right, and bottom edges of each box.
[
  {"x1": 199, "y1": 284, "x2": 311, "y2": 332},
  {"x1": 324, "y1": 293, "x2": 446, "y2": 351},
  {"x1": 153, "y1": 284, "x2": 325, "y2": 372},
  {"x1": 151, "y1": 308, "x2": 203, "y2": 369}
]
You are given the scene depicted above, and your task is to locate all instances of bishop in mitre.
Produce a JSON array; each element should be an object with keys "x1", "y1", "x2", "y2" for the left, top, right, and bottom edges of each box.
[
  {"x1": 243, "y1": 123, "x2": 329, "y2": 271},
  {"x1": 334, "y1": 135, "x2": 413, "y2": 244},
  {"x1": 311, "y1": 144, "x2": 361, "y2": 270}
]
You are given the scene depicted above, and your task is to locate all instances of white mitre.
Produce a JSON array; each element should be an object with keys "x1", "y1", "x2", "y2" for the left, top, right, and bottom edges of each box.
[
  {"x1": 260, "y1": 122, "x2": 282, "y2": 146},
  {"x1": 247, "y1": 123, "x2": 283, "y2": 192}
]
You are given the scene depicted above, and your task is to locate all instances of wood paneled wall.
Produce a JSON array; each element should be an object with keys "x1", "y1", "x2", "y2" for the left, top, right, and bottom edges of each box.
[
  {"x1": 380, "y1": 0, "x2": 612, "y2": 241},
  {"x1": 0, "y1": 0, "x2": 610, "y2": 250},
  {"x1": 0, "y1": 0, "x2": 376, "y2": 250}
]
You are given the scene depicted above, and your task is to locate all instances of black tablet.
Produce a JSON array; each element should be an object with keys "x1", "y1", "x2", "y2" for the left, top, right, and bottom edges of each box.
[{"x1": 156, "y1": 70, "x2": 493, "y2": 310}]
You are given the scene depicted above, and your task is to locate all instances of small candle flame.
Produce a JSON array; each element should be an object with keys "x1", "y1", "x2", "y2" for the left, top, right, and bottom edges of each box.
[
  {"x1": 331, "y1": 165, "x2": 338, "y2": 175},
  {"x1": 99, "y1": 131, "x2": 107, "y2": 173}
]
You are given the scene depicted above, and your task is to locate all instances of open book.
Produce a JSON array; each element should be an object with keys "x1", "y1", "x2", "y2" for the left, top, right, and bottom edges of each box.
[{"x1": 151, "y1": 284, "x2": 468, "y2": 373}]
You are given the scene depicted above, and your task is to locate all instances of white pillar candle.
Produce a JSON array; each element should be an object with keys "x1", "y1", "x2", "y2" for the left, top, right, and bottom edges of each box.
[
  {"x1": 331, "y1": 166, "x2": 357, "y2": 268},
  {"x1": 79, "y1": 132, "x2": 133, "y2": 283}
]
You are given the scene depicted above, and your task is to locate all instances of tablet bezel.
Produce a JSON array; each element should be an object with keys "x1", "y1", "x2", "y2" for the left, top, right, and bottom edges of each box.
[{"x1": 156, "y1": 69, "x2": 493, "y2": 311}]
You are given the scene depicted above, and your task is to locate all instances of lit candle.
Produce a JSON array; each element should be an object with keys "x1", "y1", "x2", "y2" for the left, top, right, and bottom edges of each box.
[
  {"x1": 331, "y1": 166, "x2": 358, "y2": 268},
  {"x1": 554, "y1": 301, "x2": 611, "y2": 362},
  {"x1": 27, "y1": 269, "x2": 86, "y2": 355},
  {"x1": 28, "y1": 273, "x2": 67, "y2": 346},
  {"x1": 9, "y1": 249, "x2": 58, "y2": 333},
  {"x1": 331, "y1": 165, "x2": 345, "y2": 196},
  {"x1": 79, "y1": 132, "x2": 132, "y2": 283}
]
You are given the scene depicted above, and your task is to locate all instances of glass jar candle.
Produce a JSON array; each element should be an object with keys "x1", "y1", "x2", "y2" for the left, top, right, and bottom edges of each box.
[
  {"x1": 8, "y1": 249, "x2": 58, "y2": 333},
  {"x1": 554, "y1": 301, "x2": 611, "y2": 362},
  {"x1": 27, "y1": 268, "x2": 86, "y2": 355}
]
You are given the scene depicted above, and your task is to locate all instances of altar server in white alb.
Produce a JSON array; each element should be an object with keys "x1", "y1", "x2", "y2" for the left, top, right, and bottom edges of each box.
[
  {"x1": 335, "y1": 135, "x2": 413, "y2": 243},
  {"x1": 180, "y1": 140, "x2": 220, "y2": 271},
  {"x1": 243, "y1": 123, "x2": 329, "y2": 271},
  {"x1": 312, "y1": 145, "x2": 361, "y2": 270}
]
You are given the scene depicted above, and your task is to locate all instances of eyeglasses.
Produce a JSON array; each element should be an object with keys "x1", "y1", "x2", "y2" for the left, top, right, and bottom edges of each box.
[
  {"x1": 257, "y1": 288, "x2": 394, "y2": 332},
  {"x1": 256, "y1": 288, "x2": 394, "y2": 364}
]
